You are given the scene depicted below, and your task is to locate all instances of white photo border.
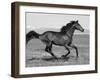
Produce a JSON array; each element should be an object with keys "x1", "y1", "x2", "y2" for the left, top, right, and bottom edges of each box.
[{"x1": 19, "y1": 5, "x2": 96, "y2": 75}]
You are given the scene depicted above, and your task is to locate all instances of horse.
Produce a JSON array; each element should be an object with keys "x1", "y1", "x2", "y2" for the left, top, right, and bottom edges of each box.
[{"x1": 26, "y1": 20, "x2": 84, "y2": 59}]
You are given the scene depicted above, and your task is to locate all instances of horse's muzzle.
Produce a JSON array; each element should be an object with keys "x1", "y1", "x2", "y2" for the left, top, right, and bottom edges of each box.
[{"x1": 81, "y1": 29, "x2": 84, "y2": 32}]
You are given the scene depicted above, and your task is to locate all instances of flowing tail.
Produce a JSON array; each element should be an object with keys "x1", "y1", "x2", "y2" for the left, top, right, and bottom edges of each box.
[{"x1": 26, "y1": 31, "x2": 40, "y2": 44}]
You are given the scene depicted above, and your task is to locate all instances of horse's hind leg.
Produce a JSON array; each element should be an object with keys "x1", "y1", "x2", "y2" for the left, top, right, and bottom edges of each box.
[
  {"x1": 45, "y1": 43, "x2": 52, "y2": 52},
  {"x1": 45, "y1": 46, "x2": 49, "y2": 52},
  {"x1": 45, "y1": 42, "x2": 57, "y2": 59}
]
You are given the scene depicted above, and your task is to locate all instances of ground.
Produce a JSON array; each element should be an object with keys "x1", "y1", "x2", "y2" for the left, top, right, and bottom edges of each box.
[{"x1": 26, "y1": 34, "x2": 89, "y2": 67}]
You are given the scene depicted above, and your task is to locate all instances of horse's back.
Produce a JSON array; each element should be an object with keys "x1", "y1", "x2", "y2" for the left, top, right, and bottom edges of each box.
[
  {"x1": 40, "y1": 31, "x2": 56, "y2": 41},
  {"x1": 39, "y1": 31, "x2": 72, "y2": 46}
]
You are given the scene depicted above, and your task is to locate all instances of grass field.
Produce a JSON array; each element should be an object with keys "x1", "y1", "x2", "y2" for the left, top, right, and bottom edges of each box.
[{"x1": 26, "y1": 34, "x2": 90, "y2": 67}]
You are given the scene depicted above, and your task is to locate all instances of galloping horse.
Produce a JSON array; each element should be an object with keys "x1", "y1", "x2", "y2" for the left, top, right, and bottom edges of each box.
[{"x1": 26, "y1": 20, "x2": 84, "y2": 59}]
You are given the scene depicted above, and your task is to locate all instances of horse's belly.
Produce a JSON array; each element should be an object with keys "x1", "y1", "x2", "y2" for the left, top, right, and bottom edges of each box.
[
  {"x1": 52, "y1": 40, "x2": 64, "y2": 46},
  {"x1": 53, "y1": 36, "x2": 70, "y2": 46}
]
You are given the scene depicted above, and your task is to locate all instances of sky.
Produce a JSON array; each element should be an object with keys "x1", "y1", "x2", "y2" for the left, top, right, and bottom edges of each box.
[{"x1": 26, "y1": 12, "x2": 90, "y2": 34}]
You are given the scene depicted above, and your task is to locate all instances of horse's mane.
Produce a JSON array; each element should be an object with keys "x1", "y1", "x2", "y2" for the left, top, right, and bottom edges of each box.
[{"x1": 60, "y1": 21, "x2": 76, "y2": 34}]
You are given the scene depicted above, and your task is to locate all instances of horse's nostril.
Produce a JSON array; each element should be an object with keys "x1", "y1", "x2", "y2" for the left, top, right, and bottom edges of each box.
[{"x1": 81, "y1": 29, "x2": 84, "y2": 32}]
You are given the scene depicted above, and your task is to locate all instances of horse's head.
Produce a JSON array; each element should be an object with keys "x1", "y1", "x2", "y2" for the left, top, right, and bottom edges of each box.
[{"x1": 73, "y1": 20, "x2": 84, "y2": 32}]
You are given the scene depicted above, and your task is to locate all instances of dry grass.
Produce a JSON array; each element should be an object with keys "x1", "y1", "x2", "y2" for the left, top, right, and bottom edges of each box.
[{"x1": 26, "y1": 34, "x2": 89, "y2": 67}]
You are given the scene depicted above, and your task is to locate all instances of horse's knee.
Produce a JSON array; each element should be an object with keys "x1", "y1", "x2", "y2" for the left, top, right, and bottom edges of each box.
[
  {"x1": 70, "y1": 44, "x2": 77, "y2": 50},
  {"x1": 73, "y1": 45, "x2": 78, "y2": 51},
  {"x1": 64, "y1": 45, "x2": 70, "y2": 52}
]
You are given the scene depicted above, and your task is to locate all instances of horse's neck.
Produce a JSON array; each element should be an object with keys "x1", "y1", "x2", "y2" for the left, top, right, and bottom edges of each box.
[{"x1": 66, "y1": 26, "x2": 75, "y2": 38}]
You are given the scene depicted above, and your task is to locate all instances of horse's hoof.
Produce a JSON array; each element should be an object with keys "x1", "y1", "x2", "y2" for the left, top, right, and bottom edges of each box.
[
  {"x1": 52, "y1": 56, "x2": 58, "y2": 60},
  {"x1": 61, "y1": 55, "x2": 66, "y2": 58},
  {"x1": 54, "y1": 57, "x2": 58, "y2": 60},
  {"x1": 75, "y1": 56, "x2": 79, "y2": 60}
]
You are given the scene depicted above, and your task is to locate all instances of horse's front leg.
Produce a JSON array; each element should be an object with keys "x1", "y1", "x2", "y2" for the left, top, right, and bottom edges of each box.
[
  {"x1": 45, "y1": 42, "x2": 57, "y2": 59},
  {"x1": 70, "y1": 44, "x2": 79, "y2": 58},
  {"x1": 61, "y1": 45, "x2": 70, "y2": 58}
]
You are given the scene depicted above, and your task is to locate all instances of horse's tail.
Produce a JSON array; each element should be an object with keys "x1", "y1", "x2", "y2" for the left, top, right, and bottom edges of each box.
[{"x1": 26, "y1": 30, "x2": 40, "y2": 44}]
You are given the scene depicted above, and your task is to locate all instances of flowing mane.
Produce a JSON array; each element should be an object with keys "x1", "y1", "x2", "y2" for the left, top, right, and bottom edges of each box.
[{"x1": 60, "y1": 21, "x2": 76, "y2": 34}]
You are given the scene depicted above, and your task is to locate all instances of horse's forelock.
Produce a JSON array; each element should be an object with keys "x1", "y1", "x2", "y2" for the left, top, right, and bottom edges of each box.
[{"x1": 70, "y1": 21, "x2": 76, "y2": 24}]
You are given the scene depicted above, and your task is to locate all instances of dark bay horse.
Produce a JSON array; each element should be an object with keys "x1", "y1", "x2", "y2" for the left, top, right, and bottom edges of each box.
[{"x1": 26, "y1": 20, "x2": 84, "y2": 59}]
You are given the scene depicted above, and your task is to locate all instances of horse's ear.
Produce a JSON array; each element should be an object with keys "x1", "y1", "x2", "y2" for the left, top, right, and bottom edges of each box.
[{"x1": 76, "y1": 20, "x2": 78, "y2": 23}]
